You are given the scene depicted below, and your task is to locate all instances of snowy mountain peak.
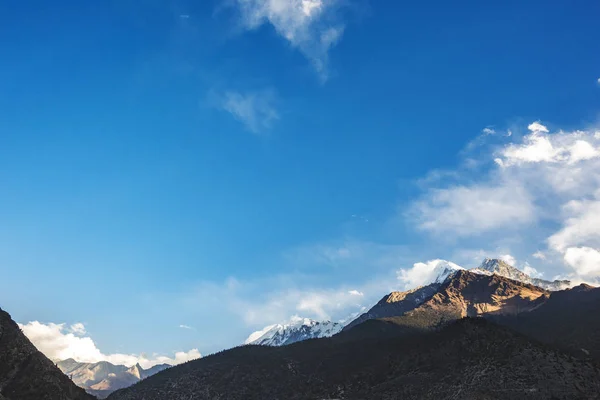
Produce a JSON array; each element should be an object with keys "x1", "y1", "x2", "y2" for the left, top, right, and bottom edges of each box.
[
  {"x1": 245, "y1": 317, "x2": 343, "y2": 347},
  {"x1": 474, "y1": 258, "x2": 570, "y2": 291},
  {"x1": 432, "y1": 260, "x2": 465, "y2": 283}
]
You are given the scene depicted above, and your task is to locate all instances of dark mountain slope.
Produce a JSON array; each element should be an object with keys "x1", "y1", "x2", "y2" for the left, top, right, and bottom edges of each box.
[
  {"x1": 0, "y1": 308, "x2": 94, "y2": 400},
  {"x1": 493, "y1": 283, "x2": 600, "y2": 360},
  {"x1": 108, "y1": 318, "x2": 600, "y2": 400}
]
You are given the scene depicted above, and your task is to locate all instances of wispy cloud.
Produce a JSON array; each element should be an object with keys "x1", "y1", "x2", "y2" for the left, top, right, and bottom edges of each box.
[
  {"x1": 19, "y1": 321, "x2": 200, "y2": 368},
  {"x1": 212, "y1": 89, "x2": 279, "y2": 133},
  {"x1": 227, "y1": 0, "x2": 347, "y2": 81},
  {"x1": 408, "y1": 181, "x2": 535, "y2": 236},
  {"x1": 179, "y1": 324, "x2": 195, "y2": 330}
]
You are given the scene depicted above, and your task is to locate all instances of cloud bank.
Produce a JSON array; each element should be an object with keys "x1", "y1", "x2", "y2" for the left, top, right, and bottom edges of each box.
[
  {"x1": 19, "y1": 321, "x2": 200, "y2": 369},
  {"x1": 409, "y1": 121, "x2": 600, "y2": 285}
]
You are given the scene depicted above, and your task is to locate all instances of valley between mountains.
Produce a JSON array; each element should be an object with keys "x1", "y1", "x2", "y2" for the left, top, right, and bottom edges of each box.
[{"x1": 2, "y1": 258, "x2": 600, "y2": 399}]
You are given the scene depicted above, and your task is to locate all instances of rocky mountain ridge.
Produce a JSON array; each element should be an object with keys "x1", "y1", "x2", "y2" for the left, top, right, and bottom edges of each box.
[
  {"x1": 57, "y1": 359, "x2": 170, "y2": 398},
  {"x1": 474, "y1": 258, "x2": 571, "y2": 291},
  {"x1": 345, "y1": 267, "x2": 550, "y2": 331}
]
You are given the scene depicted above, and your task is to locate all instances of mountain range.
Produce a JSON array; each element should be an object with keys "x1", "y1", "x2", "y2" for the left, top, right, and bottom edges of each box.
[
  {"x1": 251, "y1": 258, "x2": 571, "y2": 343},
  {"x1": 3, "y1": 258, "x2": 599, "y2": 399},
  {"x1": 106, "y1": 268, "x2": 600, "y2": 399},
  {"x1": 57, "y1": 359, "x2": 170, "y2": 398}
]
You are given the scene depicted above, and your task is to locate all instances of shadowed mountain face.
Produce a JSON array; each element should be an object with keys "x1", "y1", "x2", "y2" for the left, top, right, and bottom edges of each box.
[
  {"x1": 107, "y1": 318, "x2": 600, "y2": 400},
  {"x1": 57, "y1": 359, "x2": 170, "y2": 398},
  {"x1": 492, "y1": 283, "x2": 600, "y2": 360},
  {"x1": 0, "y1": 308, "x2": 94, "y2": 400},
  {"x1": 345, "y1": 270, "x2": 549, "y2": 331}
]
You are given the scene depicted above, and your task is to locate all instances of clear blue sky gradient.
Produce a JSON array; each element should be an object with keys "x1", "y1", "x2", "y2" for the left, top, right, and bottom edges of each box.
[{"x1": 1, "y1": 0, "x2": 599, "y2": 355}]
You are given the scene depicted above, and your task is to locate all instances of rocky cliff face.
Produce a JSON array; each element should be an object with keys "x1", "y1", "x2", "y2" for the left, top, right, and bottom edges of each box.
[{"x1": 0, "y1": 308, "x2": 94, "y2": 400}]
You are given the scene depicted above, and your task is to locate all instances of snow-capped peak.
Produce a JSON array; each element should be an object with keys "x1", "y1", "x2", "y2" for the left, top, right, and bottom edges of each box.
[
  {"x1": 244, "y1": 316, "x2": 343, "y2": 346},
  {"x1": 432, "y1": 260, "x2": 465, "y2": 283},
  {"x1": 473, "y1": 258, "x2": 570, "y2": 291}
]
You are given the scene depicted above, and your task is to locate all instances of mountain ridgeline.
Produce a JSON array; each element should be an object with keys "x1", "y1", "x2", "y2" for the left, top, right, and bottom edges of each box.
[
  {"x1": 4, "y1": 258, "x2": 600, "y2": 399},
  {"x1": 57, "y1": 359, "x2": 170, "y2": 398},
  {"x1": 106, "y1": 260, "x2": 600, "y2": 399},
  {"x1": 244, "y1": 317, "x2": 343, "y2": 346}
]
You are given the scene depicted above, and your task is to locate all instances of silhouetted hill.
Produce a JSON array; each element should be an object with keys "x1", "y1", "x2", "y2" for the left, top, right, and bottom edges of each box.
[
  {"x1": 108, "y1": 318, "x2": 600, "y2": 400},
  {"x1": 0, "y1": 308, "x2": 94, "y2": 400}
]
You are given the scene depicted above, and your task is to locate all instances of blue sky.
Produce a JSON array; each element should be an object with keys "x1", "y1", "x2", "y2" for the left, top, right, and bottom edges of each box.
[{"x1": 2, "y1": 0, "x2": 600, "y2": 365}]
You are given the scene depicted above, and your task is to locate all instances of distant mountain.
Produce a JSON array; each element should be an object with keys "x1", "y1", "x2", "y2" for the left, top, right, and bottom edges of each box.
[
  {"x1": 245, "y1": 317, "x2": 342, "y2": 346},
  {"x1": 473, "y1": 258, "x2": 571, "y2": 291},
  {"x1": 107, "y1": 318, "x2": 600, "y2": 400},
  {"x1": 57, "y1": 359, "x2": 170, "y2": 398},
  {"x1": 345, "y1": 269, "x2": 550, "y2": 331},
  {"x1": 0, "y1": 308, "x2": 94, "y2": 400}
]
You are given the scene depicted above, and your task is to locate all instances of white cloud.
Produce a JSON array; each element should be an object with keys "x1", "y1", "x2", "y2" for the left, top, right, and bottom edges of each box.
[
  {"x1": 229, "y1": 0, "x2": 346, "y2": 80},
  {"x1": 397, "y1": 259, "x2": 463, "y2": 289},
  {"x1": 237, "y1": 288, "x2": 360, "y2": 325},
  {"x1": 548, "y1": 198, "x2": 600, "y2": 252},
  {"x1": 410, "y1": 181, "x2": 535, "y2": 236},
  {"x1": 179, "y1": 324, "x2": 195, "y2": 330},
  {"x1": 523, "y1": 263, "x2": 543, "y2": 278},
  {"x1": 482, "y1": 127, "x2": 496, "y2": 135},
  {"x1": 214, "y1": 89, "x2": 279, "y2": 133},
  {"x1": 502, "y1": 132, "x2": 557, "y2": 165},
  {"x1": 500, "y1": 127, "x2": 600, "y2": 167},
  {"x1": 532, "y1": 251, "x2": 546, "y2": 260},
  {"x1": 19, "y1": 321, "x2": 200, "y2": 369},
  {"x1": 528, "y1": 121, "x2": 549, "y2": 133},
  {"x1": 69, "y1": 323, "x2": 86, "y2": 335},
  {"x1": 499, "y1": 254, "x2": 516, "y2": 266},
  {"x1": 563, "y1": 247, "x2": 600, "y2": 278},
  {"x1": 348, "y1": 290, "x2": 364, "y2": 296},
  {"x1": 408, "y1": 120, "x2": 600, "y2": 282}
]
